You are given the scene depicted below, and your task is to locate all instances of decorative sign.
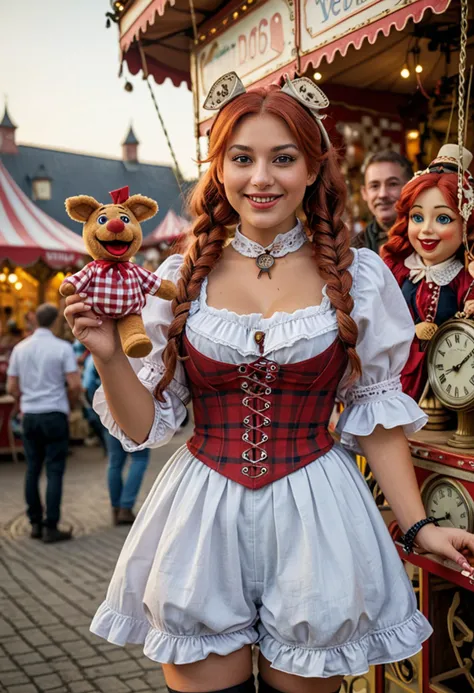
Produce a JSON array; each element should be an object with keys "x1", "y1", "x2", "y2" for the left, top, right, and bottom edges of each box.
[
  {"x1": 44, "y1": 251, "x2": 78, "y2": 269},
  {"x1": 195, "y1": 0, "x2": 295, "y2": 123},
  {"x1": 301, "y1": 0, "x2": 423, "y2": 51}
]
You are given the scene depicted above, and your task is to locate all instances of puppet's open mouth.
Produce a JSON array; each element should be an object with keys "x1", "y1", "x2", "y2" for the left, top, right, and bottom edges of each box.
[{"x1": 97, "y1": 239, "x2": 132, "y2": 257}]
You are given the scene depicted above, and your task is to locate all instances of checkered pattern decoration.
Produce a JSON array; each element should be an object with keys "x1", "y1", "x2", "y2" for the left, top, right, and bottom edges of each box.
[
  {"x1": 183, "y1": 334, "x2": 348, "y2": 490},
  {"x1": 65, "y1": 260, "x2": 162, "y2": 318}
]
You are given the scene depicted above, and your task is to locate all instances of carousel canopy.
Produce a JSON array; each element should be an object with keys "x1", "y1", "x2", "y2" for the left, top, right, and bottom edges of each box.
[
  {"x1": 0, "y1": 160, "x2": 85, "y2": 269},
  {"x1": 117, "y1": 0, "x2": 472, "y2": 103},
  {"x1": 141, "y1": 208, "x2": 188, "y2": 247}
]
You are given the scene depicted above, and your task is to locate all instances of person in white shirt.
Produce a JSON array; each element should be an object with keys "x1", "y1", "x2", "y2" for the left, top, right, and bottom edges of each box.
[{"x1": 7, "y1": 304, "x2": 82, "y2": 543}]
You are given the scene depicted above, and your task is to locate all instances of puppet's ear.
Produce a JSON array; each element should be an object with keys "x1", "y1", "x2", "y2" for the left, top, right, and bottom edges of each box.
[
  {"x1": 65, "y1": 196, "x2": 101, "y2": 222},
  {"x1": 124, "y1": 194, "x2": 158, "y2": 222}
]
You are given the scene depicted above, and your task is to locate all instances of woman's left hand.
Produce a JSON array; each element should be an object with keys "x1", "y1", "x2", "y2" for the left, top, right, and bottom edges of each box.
[{"x1": 415, "y1": 523, "x2": 474, "y2": 573}]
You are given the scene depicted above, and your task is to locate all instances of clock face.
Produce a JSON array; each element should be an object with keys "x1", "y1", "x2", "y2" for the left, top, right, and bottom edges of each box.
[
  {"x1": 428, "y1": 320, "x2": 474, "y2": 409},
  {"x1": 421, "y1": 476, "x2": 473, "y2": 532}
]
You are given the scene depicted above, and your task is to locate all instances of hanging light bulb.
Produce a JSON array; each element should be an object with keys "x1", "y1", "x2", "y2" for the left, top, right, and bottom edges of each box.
[
  {"x1": 415, "y1": 63, "x2": 423, "y2": 74},
  {"x1": 0, "y1": 274, "x2": 6, "y2": 283},
  {"x1": 14, "y1": 282, "x2": 22, "y2": 291},
  {"x1": 8, "y1": 273, "x2": 18, "y2": 284},
  {"x1": 313, "y1": 72, "x2": 323, "y2": 81},
  {"x1": 401, "y1": 65, "x2": 410, "y2": 79}
]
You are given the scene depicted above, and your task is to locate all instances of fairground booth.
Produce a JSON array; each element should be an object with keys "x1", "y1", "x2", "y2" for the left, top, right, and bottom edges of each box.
[
  {"x1": 0, "y1": 160, "x2": 85, "y2": 327},
  {"x1": 110, "y1": 1, "x2": 474, "y2": 691},
  {"x1": 113, "y1": 0, "x2": 473, "y2": 228}
]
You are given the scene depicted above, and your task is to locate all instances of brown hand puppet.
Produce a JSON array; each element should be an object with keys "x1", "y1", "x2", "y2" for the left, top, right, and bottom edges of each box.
[{"x1": 59, "y1": 186, "x2": 177, "y2": 359}]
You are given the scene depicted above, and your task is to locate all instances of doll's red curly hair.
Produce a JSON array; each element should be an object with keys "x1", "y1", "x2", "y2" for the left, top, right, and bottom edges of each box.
[
  {"x1": 155, "y1": 85, "x2": 361, "y2": 400},
  {"x1": 381, "y1": 173, "x2": 474, "y2": 266}
]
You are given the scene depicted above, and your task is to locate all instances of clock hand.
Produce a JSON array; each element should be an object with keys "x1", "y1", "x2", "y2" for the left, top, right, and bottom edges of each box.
[{"x1": 452, "y1": 347, "x2": 474, "y2": 372}]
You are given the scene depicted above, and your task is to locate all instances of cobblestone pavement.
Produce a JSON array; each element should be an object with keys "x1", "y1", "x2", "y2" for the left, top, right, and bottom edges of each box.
[{"x1": 0, "y1": 422, "x2": 193, "y2": 693}]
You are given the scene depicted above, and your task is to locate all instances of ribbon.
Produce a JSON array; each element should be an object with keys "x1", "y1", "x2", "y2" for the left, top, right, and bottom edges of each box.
[{"x1": 95, "y1": 259, "x2": 132, "y2": 281}]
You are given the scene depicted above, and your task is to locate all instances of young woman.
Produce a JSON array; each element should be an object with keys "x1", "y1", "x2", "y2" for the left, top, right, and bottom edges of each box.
[
  {"x1": 65, "y1": 75, "x2": 474, "y2": 693},
  {"x1": 382, "y1": 146, "x2": 474, "y2": 402}
]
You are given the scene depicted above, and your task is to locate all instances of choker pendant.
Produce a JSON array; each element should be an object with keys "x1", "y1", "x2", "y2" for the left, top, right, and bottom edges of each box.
[{"x1": 256, "y1": 253, "x2": 275, "y2": 279}]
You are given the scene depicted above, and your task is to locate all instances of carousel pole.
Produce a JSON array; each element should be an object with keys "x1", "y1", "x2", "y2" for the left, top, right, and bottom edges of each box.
[
  {"x1": 457, "y1": 0, "x2": 474, "y2": 263},
  {"x1": 137, "y1": 41, "x2": 186, "y2": 199},
  {"x1": 188, "y1": 0, "x2": 202, "y2": 176}
]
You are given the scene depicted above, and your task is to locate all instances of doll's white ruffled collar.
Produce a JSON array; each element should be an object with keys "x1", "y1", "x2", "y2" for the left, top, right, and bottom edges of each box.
[
  {"x1": 231, "y1": 219, "x2": 307, "y2": 258},
  {"x1": 404, "y1": 252, "x2": 463, "y2": 285}
]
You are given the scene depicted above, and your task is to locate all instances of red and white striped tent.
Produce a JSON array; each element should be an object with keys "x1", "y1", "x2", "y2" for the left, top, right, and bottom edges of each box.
[
  {"x1": 0, "y1": 160, "x2": 85, "y2": 269},
  {"x1": 141, "y1": 209, "x2": 188, "y2": 248}
]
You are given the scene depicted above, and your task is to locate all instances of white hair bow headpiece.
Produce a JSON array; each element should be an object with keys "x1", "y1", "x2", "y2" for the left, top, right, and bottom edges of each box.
[{"x1": 203, "y1": 71, "x2": 331, "y2": 149}]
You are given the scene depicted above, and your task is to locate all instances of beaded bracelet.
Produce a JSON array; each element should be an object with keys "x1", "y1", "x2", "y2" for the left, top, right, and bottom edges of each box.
[{"x1": 401, "y1": 517, "x2": 439, "y2": 555}]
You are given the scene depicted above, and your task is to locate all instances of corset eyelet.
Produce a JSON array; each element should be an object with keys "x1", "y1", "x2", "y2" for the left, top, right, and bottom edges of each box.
[
  {"x1": 266, "y1": 374, "x2": 272, "y2": 380},
  {"x1": 238, "y1": 365, "x2": 247, "y2": 374},
  {"x1": 265, "y1": 388, "x2": 272, "y2": 395},
  {"x1": 241, "y1": 382, "x2": 249, "y2": 390}
]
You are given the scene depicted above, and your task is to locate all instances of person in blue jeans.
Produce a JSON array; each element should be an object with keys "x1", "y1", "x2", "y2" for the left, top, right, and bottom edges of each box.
[
  {"x1": 105, "y1": 431, "x2": 150, "y2": 525},
  {"x1": 80, "y1": 350, "x2": 150, "y2": 525}
]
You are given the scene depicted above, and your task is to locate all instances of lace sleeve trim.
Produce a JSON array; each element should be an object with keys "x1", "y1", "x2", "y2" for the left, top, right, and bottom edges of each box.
[{"x1": 346, "y1": 376, "x2": 402, "y2": 405}]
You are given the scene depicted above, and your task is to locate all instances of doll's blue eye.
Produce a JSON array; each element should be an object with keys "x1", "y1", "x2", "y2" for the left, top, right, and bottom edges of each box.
[
  {"x1": 437, "y1": 214, "x2": 453, "y2": 225},
  {"x1": 120, "y1": 215, "x2": 130, "y2": 223},
  {"x1": 97, "y1": 215, "x2": 108, "y2": 224},
  {"x1": 411, "y1": 213, "x2": 424, "y2": 223}
]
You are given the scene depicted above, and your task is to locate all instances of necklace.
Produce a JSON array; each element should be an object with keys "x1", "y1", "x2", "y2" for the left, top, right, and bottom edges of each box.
[{"x1": 231, "y1": 220, "x2": 307, "y2": 279}]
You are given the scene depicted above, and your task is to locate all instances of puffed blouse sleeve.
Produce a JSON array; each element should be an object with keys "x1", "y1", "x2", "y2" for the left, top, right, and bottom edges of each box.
[
  {"x1": 93, "y1": 254, "x2": 189, "y2": 452},
  {"x1": 336, "y1": 248, "x2": 427, "y2": 453}
]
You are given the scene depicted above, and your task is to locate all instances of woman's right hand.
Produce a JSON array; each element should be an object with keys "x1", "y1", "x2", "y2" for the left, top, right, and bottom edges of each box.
[{"x1": 64, "y1": 294, "x2": 120, "y2": 363}]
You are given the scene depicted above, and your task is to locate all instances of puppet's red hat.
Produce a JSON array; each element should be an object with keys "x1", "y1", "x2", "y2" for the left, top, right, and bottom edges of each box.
[{"x1": 109, "y1": 186, "x2": 130, "y2": 204}]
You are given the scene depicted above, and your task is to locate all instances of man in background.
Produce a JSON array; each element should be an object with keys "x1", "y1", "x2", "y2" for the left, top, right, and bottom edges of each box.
[
  {"x1": 352, "y1": 151, "x2": 413, "y2": 253},
  {"x1": 7, "y1": 304, "x2": 82, "y2": 543}
]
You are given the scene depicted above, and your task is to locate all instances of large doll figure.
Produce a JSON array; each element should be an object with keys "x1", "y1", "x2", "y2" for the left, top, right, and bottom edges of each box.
[{"x1": 382, "y1": 145, "x2": 474, "y2": 402}]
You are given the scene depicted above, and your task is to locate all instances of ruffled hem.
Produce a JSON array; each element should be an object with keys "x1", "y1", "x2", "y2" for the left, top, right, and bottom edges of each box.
[
  {"x1": 90, "y1": 602, "x2": 150, "y2": 645},
  {"x1": 144, "y1": 625, "x2": 259, "y2": 665},
  {"x1": 336, "y1": 393, "x2": 428, "y2": 454},
  {"x1": 90, "y1": 602, "x2": 260, "y2": 664},
  {"x1": 258, "y1": 610, "x2": 432, "y2": 678}
]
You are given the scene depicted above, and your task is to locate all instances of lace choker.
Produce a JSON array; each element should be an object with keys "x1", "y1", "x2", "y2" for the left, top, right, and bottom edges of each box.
[
  {"x1": 404, "y1": 252, "x2": 463, "y2": 286},
  {"x1": 231, "y1": 220, "x2": 307, "y2": 279}
]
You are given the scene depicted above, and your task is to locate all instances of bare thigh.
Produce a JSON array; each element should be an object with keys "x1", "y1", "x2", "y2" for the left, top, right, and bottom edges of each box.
[
  {"x1": 161, "y1": 647, "x2": 343, "y2": 693},
  {"x1": 162, "y1": 646, "x2": 253, "y2": 692},
  {"x1": 258, "y1": 652, "x2": 343, "y2": 693}
]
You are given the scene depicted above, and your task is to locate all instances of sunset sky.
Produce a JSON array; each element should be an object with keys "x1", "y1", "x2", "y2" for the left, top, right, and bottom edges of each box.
[{"x1": 0, "y1": 0, "x2": 197, "y2": 179}]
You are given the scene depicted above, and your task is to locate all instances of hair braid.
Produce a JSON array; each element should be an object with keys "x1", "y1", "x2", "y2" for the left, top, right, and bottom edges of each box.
[
  {"x1": 307, "y1": 152, "x2": 362, "y2": 384},
  {"x1": 154, "y1": 175, "x2": 236, "y2": 401}
]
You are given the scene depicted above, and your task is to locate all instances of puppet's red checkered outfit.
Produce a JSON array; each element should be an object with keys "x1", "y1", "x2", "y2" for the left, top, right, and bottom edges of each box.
[{"x1": 65, "y1": 261, "x2": 163, "y2": 318}]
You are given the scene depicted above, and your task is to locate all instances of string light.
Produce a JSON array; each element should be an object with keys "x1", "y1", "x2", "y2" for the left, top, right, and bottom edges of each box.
[
  {"x1": 313, "y1": 72, "x2": 322, "y2": 81},
  {"x1": 0, "y1": 274, "x2": 6, "y2": 283},
  {"x1": 401, "y1": 65, "x2": 410, "y2": 79},
  {"x1": 8, "y1": 273, "x2": 17, "y2": 284},
  {"x1": 14, "y1": 282, "x2": 22, "y2": 291},
  {"x1": 415, "y1": 63, "x2": 423, "y2": 74},
  {"x1": 407, "y1": 130, "x2": 420, "y2": 140}
]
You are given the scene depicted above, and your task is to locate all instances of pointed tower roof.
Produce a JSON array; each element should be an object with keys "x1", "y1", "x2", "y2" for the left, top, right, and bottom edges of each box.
[
  {"x1": 123, "y1": 124, "x2": 139, "y2": 145},
  {"x1": 1, "y1": 104, "x2": 17, "y2": 129}
]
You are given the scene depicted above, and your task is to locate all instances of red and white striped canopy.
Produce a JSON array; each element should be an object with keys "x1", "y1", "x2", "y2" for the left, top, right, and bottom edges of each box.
[
  {"x1": 0, "y1": 160, "x2": 85, "y2": 269},
  {"x1": 141, "y1": 209, "x2": 188, "y2": 248}
]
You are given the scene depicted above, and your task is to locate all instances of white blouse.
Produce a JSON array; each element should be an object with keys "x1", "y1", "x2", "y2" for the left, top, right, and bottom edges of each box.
[{"x1": 94, "y1": 247, "x2": 427, "y2": 454}]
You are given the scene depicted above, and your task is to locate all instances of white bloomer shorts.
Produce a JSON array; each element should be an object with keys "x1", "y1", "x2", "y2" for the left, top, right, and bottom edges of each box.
[{"x1": 90, "y1": 444, "x2": 432, "y2": 678}]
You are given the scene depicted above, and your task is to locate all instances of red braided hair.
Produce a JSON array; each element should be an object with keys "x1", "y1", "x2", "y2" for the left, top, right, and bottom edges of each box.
[{"x1": 155, "y1": 85, "x2": 361, "y2": 400}]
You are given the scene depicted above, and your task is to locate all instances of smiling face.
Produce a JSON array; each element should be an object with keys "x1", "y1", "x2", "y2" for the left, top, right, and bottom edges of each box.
[
  {"x1": 85, "y1": 204, "x2": 142, "y2": 261},
  {"x1": 65, "y1": 193, "x2": 158, "y2": 262},
  {"x1": 408, "y1": 186, "x2": 462, "y2": 266},
  {"x1": 221, "y1": 112, "x2": 316, "y2": 240},
  {"x1": 362, "y1": 161, "x2": 408, "y2": 230}
]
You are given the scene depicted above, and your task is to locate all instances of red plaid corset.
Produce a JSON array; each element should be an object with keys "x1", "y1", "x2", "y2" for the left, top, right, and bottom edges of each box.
[{"x1": 183, "y1": 334, "x2": 348, "y2": 489}]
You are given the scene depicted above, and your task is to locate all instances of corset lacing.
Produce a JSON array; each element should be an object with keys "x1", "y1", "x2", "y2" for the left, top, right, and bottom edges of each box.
[{"x1": 237, "y1": 351, "x2": 279, "y2": 479}]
